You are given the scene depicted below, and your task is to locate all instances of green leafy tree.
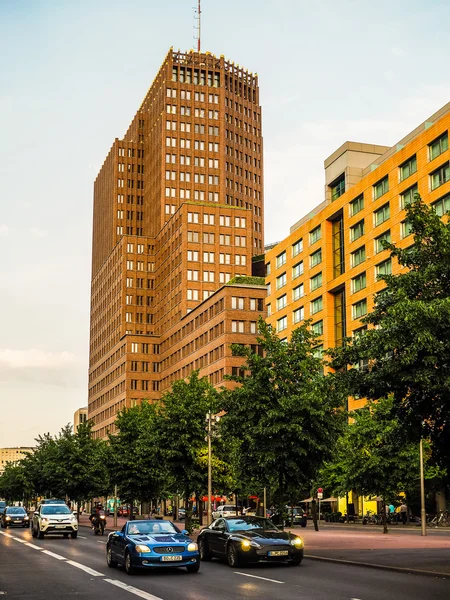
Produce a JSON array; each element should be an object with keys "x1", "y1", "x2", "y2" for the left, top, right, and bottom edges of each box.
[
  {"x1": 331, "y1": 195, "x2": 450, "y2": 475},
  {"x1": 0, "y1": 462, "x2": 33, "y2": 504},
  {"x1": 220, "y1": 319, "x2": 346, "y2": 521}
]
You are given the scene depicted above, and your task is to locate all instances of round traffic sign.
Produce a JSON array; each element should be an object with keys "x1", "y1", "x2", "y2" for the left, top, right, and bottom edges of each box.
[{"x1": 317, "y1": 487, "x2": 323, "y2": 493}]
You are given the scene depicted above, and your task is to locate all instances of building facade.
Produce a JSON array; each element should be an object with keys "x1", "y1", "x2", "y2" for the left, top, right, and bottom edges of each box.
[
  {"x1": 0, "y1": 447, "x2": 34, "y2": 474},
  {"x1": 265, "y1": 102, "x2": 450, "y2": 413},
  {"x1": 73, "y1": 407, "x2": 88, "y2": 432},
  {"x1": 89, "y1": 49, "x2": 266, "y2": 438}
]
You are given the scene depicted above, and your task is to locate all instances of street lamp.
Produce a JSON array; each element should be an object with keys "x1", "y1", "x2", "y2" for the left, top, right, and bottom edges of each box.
[
  {"x1": 420, "y1": 438, "x2": 427, "y2": 536},
  {"x1": 205, "y1": 411, "x2": 220, "y2": 525}
]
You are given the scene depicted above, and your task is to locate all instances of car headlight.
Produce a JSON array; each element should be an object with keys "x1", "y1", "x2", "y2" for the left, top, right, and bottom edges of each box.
[
  {"x1": 24, "y1": 516, "x2": 29, "y2": 520},
  {"x1": 135, "y1": 545, "x2": 151, "y2": 553},
  {"x1": 71, "y1": 517, "x2": 77, "y2": 522},
  {"x1": 5, "y1": 516, "x2": 11, "y2": 521},
  {"x1": 41, "y1": 518, "x2": 48, "y2": 523},
  {"x1": 187, "y1": 542, "x2": 198, "y2": 552},
  {"x1": 290, "y1": 537, "x2": 304, "y2": 548}
]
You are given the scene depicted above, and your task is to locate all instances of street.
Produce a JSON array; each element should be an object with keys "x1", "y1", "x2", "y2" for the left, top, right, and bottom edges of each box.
[{"x1": 1, "y1": 526, "x2": 449, "y2": 600}]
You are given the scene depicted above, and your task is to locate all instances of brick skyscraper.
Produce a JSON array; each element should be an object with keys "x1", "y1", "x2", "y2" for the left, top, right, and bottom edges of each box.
[{"x1": 89, "y1": 49, "x2": 266, "y2": 437}]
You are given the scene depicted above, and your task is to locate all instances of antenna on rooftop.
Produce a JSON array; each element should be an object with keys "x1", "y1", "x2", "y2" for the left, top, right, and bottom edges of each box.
[{"x1": 193, "y1": 0, "x2": 201, "y2": 52}]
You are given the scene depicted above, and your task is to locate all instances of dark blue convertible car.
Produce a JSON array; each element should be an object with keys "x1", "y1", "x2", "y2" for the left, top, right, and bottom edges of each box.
[{"x1": 106, "y1": 519, "x2": 200, "y2": 575}]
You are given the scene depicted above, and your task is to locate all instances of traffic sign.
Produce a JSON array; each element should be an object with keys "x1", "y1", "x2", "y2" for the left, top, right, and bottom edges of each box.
[
  {"x1": 317, "y1": 492, "x2": 323, "y2": 499},
  {"x1": 317, "y1": 488, "x2": 323, "y2": 493}
]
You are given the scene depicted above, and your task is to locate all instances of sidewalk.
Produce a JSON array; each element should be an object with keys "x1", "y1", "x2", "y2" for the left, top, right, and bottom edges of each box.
[{"x1": 78, "y1": 514, "x2": 450, "y2": 577}]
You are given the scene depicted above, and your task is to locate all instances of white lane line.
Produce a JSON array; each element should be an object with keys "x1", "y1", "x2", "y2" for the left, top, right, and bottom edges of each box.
[
  {"x1": 78, "y1": 535, "x2": 87, "y2": 539},
  {"x1": 97, "y1": 540, "x2": 107, "y2": 544},
  {"x1": 234, "y1": 571, "x2": 284, "y2": 584},
  {"x1": 0, "y1": 532, "x2": 14, "y2": 538},
  {"x1": 66, "y1": 560, "x2": 104, "y2": 577},
  {"x1": 42, "y1": 550, "x2": 67, "y2": 560},
  {"x1": 12, "y1": 537, "x2": 28, "y2": 543},
  {"x1": 24, "y1": 542, "x2": 43, "y2": 550},
  {"x1": 104, "y1": 579, "x2": 164, "y2": 600}
]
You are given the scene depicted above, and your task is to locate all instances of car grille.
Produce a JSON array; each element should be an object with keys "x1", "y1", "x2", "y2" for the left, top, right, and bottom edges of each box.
[{"x1": 153, "y1": 545, "x2": 185, "y2": 554}]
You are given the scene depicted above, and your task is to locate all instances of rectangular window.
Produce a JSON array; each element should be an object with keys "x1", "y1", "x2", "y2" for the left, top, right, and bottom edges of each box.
[
  {"x1": 429, "y1": 132, "x2": 448, "y2": 161},
  {"x1": 277, "y1": 295, "x2": 287, "y2": 310},
  {"x1": 277, "y1": 316, "x2": 287, "y2": 332},
  {"x1": 292, "y1": 261, "x2": 304, "y2": 279},
  {"x1": 374, "y1": 203, "x2": 390, "y2": 226},
  {"x1": 310, "y1": 272, "x2": 322, "y2": 291},
  {"x1": 310, "y1": 296, "x2": 323, "y2": 315},
  {"x1": 350, "y1": 220, "x2": 365, "y2": 242},
  {"x1": 352, "y1": 272, "x2": 366, "y2": 293},
  {"x1": 376, "y1": 259, "x2": 392, "y2": 278},
  {"x1": 401, "y1": 219, "x2": 413, "y2": 239},
  {"x1": 400, "y1": 184, "x2": 418, "y2": 209},
  {"x1": 350, "y1": 195, "x2": 364, "y2": 216},
  {"x1": 292, "y1": 239, "x2": 303, "y2": 256},
  {"x1": 309, "y1": 225, "x2": 321, "y2": 245},
  {"x1": 231, "y1": 297, "x2": 244, "y2": 309},
  {"x1": 310, "y1": 248, "x2": 322, "y2": 268},
  {"x1": 430, "y1": 162, "x2": 450, "y2": 190},
  {"x1": 373, "y1": 176, "x2": 389, "y2": 200},
  {"x1": 399, "y1": 155, "x2": 417, "y2": 181},
  {"x1": 276, "y1": 251, "x2": 286, "y2": 268},
  {"x1": 276, "y1": 272, "x2": 286, "y2": 290},
  {"x1": 293, "y1": 284, "x2": 304, "y2": 301},
  {"x1": 352, "y1": 299, "x2": 367, "y2": 319},
  {"x1": 432, "y1": 193, "x2": 450, "y2": 216},
  {"x1": 311, "y1": 320, "x2": 323, "y2": 335},
  {"x1": 351, "y1": 246, "x2": 366, "y2": 267},
  {"x1": 231, "y1": 320, "x2": 245, "y2": 333},
  {"x1": 330, "y1": 173, "x2": 345, "y2": 201},
  {"x1": 293, "y1": 307, "x2": 304, "y2": 323},
  {"x1": 374, "y1": 230, "x2": 391, "y2": 253}
]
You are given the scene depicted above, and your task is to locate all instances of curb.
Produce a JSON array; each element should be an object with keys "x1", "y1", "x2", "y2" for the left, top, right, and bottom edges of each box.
[{"x1": 305, "y1": 554, "x2": 449, "y2": 579}]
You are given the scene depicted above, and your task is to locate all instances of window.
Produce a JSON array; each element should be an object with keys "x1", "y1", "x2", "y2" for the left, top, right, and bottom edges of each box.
[
  {"x1": 276, "y1": 251, "x2": 286, "y2": 268},
  {"x1": 293, "y1": 307, "x2": 304, "y2": 323},
  {"x1": 292, "y1": 239, "x2": 303, "y2": 256},
  {"x1": 187, "y1": 250, "x2": 199, "y2": 261},
  {"x1": 311, "y1": 296, "x2": 323, "y2": 315},
  {"x1": 374, "y1": 230, "x2": 391, "y2": 253},
  {"x1": 430, "y1": 162, "x2": 450, "y2": 190},
  {"x1": 401, "y1": 219, "x2": 413, "y2": 239},
  {"x1": 350, "y1": 195, "x2": 364, "y2": 216},
  {"x1": 309, "y1": 225, "x2": 321, "y2": 245},
  {"x1": 400, "y1": 184, "x2": 418, "y2": 209},
  {"x1": 350, "y1": 220, "x2": 365, "y2": 242},
  {"x1": 187, "y1": 289, "x2": 199, "y2": 301},
  {"x1": 293, "y1": 284, "x2": 304, "y2": 301},
  {"x1": 231, "y1": 320, "x2": 244, "y2": 333},
  {"x1": 277, "y1": 316, "x2": 287, "y2": 332},
  {"x1": 310, "y1": 249, "x2": 322, "y2": 268},
  {"x1": 310, "y1": 272, "x2": 322, "y2": 291},
  {"x1": 352, "y1": 272, "x2": 366, "y2": 293},
  {"x1": 432, "y1": 193, "x2": 450, "y2": 216},
  {"x1": 330, "y1": 173, "x2": 345, "y2": 201},
  {"x1": 131, "y1": 343, "x2": 139, "y2": 353},
  {"x1": 374, "y1": 203, "x2": 390, "y2": 226},
  {"x1": 311, "y1": 320, "x2": 323, "y2": 335},
  {"x1": 429, "y1": 132, "x2": 448, "y2": 161},
  {"x1": 231, "y1": 297, "x2": 244, "y2": 309},
  {"x1": 373, "y1": 176, "x2": 389, "y2": 200},
  {"x1": 376, "y1": 259, "x2": 392, "y2": 278},
  {"x1": 352, "y1": 299, "x2": 367, "y2": 319},
  {"x1": 292, "y1": 261, "x2": 304, "y2": 279},
  {"x1": 276, "y1": 272, "x2": 286, "y2": 290},
  {"x1": 351, "y1": 246, "x2": 366, "y2": 267},
  {"x1": 399, "y1": 155, "x2": 417, "y2": 181},
  {"x1": 277, "y1": 295, "x2": 287, "y2": 310}
]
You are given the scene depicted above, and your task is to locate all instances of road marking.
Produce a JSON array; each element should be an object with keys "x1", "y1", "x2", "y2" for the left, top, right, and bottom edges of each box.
[
  {"x1": 66, "y1": 560, "x2": 104, "y2": 576},
  {"x1": 42, "y1": 550, "x2": 67, "y2": 560},
  {"x1": 104, "y1": 579, "x2": 164, "y2": 600},
  {"x1": 24, "y1": 543, "x2": 43, "y2": 550},
  {"x1": 0, "y1": 532, "x2": 14, "y2": 538},
  {"x1": 97, "y1": 540, "x2": 107, "y2": 544},
  {"x1": 234, "y1": 572, "x2": 284, "y2": 584},
  {"x1": 78, "y1": 535, "x2": 87, "y2": 539},
  {"x1": 12, "y1": 537, "x2": 28, "y2": 543}
]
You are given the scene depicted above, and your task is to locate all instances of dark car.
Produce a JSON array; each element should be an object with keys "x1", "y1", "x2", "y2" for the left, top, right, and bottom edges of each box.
[
  {"x1": 106, "y1": 519, "x2": 200, "y2": 575},
  {"x1": 1, "y1": 506, "x2": 30, "y2": 528},
  {"x1": 197, "y1": 516, "x2": 304, "y2": 567},
  {"x1": 286, "y1": 507, "x2": 307, "y2": 528}
]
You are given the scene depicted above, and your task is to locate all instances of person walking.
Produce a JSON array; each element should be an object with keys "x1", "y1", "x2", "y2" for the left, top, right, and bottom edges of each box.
[{"x1": 400, "y1": 501, "x2": 408, "y2": 525}]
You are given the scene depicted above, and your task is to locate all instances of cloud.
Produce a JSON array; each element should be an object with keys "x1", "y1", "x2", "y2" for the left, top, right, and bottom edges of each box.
[
  {"x1": 30, "y1": 227, "x2": 48, "y2": 238},
  {"x1": 391, "y1": 47, "x2": 407, "y2": 58},
  {"x1": 0, "y1": 349, "x2": 82, "y2": 387},
  {"x1": 0, "y1": 224, "x2": 9, "y2": 236}
]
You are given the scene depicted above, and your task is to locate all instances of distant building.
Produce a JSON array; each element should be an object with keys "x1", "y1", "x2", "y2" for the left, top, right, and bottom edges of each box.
[
  {"x1": 73, "y1": 407, "x2": 88, "y2": 432},
  {"x1": 0, "y1": 447, "x2": 34, "y2": 474}
]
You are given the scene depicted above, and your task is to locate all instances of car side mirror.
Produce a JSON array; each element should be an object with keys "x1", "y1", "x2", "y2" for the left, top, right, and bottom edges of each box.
[{"x1": 181, "y1": 529, "x2": 188, "y2": 535}]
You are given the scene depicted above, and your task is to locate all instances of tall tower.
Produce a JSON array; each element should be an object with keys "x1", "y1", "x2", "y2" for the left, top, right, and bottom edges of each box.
[{"x1": 89, "y1": 49, "x2": 265, "y2": 438}]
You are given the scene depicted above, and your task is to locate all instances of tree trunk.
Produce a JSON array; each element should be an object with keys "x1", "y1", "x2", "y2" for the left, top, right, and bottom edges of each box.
[
  {"x1": 311, "y1": 499, "x2": 319, "y2": 531},
  {"x1": 381, "y1": 494, "x2": 389, "y2": 534}
]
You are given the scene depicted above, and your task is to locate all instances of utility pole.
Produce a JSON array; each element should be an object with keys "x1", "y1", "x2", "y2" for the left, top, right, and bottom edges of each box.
[
  {"x1": 113, "y1": 484, "x2": 117, "y2": 528},
  {"x1": 207, "y1": 412, "x2": 212, "y2": 524},
  {"x1": 420, "y1": 438, "x2": 427, "y2": 536}
]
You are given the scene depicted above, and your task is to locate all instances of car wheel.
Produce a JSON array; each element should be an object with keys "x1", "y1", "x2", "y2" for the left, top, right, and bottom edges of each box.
[
  {"x1": 38, "y1": 527, "x2": 44, "y2": 539},
  {"x1": 288, "y1": 558, "x2": 302, "y2": 566},
  {"x1": 198, "y1": 538, "x2": 212, "y2": 561},
  {"x1": 125, "y1": 552, "x2": 135, "y2": 575},
  {"x1": 227, "y1": 543, "x2": 241, "y2": 568},
  {"x1": 107, "y1": 546, "x2": 118, "y2": 568},
  {"x1": 71, "y1": 531, "x2": 78, "y2": 539},
  {"x1": 301, "y1": 522, "x2": 307, "y2": 528},
  {"x1": 186, "y1": 563, "x2": 200, "y2": 573},
  {"x1": 31, "y1": 525, "x2": 37, "y2": 538},
  {"x1": 63, "y1": 533, "x2": 69, "y2": 538}
]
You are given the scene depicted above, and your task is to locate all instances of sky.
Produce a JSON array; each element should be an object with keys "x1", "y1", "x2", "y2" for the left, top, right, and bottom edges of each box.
[{"x1": 1, "y1": 0, "x2": 450, "y2": 447}]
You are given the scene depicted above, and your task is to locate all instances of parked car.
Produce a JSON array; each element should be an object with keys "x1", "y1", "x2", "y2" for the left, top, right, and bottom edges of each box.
[
  {"x1": 117, "y1": 505, "x2": 139, "y2": 517},
  {"x1": 106, "y1": 519, "x2": 200, "y2": 575},
  {"x1": 31, "y1": 503, "x2": 78, "y2": 539},
  {"x1": 286, "y1": 507, "x2": 307, "y2": 528},
  {"x1": 197, "y1": 516, "x2": 304, "y2": 567},
  {"x1": 177, "y1": 507, "x2": 186, "y2": 520},
  {"x1": 1, "y1": 506, "x2": 30, "y2": 528},
  {"x1": 211, "y1": 505, "x2": 239, "y2": 519}
]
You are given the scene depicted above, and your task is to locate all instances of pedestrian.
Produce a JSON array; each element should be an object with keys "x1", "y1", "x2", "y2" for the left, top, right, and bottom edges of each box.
[{"x1": 400, "y1": 501, "x2": 408, "y2": 525}]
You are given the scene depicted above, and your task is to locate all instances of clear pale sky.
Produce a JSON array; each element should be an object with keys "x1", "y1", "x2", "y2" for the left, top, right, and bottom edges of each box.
[{"x1": 1, "y1": 0, "x2": 450, "y2": 447}]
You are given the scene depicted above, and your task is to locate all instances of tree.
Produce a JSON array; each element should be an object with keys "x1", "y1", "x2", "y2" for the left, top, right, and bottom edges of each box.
[
  {"x1": 0, "y1": 462, "x2": 33, "y2": 504},
  {"x1": 331, "y1": 195, "x2": 450, "y2": 476},
  {"x1": 108, "y1": 401, "x2": 166, "y2": 515},
  {"x1": 220, "y1": 319, "x2": 346, "y2": 521}
]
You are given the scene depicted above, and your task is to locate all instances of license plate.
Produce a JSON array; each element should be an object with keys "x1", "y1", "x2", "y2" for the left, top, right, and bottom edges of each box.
[
  {"x1": 161, "y1": 555, "x2": 183, "y2": 562},
  {"x1": 14, "y1": 520, "x2": 21, "y2": 523},
  {"x1": 55, "y1": 525, "x2": 66, "y2": 529},
  {"x1": 268, "y1": 550, "x2": 289, "y2": 556}
]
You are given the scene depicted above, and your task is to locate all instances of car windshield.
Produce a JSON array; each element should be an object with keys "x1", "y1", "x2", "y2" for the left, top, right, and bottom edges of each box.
[
  {"x1": 41, "y1": 505, "x2": 71, "y2": 515},
  {"x1": 227, "y1": 517, "x2": 278, "y2": 532},
  {"x1": 6, "y1": 507, "x2": 26, "y2": 515},
  {"x1": 127, "y1": 521, "x2": 180, "y2": 535}
]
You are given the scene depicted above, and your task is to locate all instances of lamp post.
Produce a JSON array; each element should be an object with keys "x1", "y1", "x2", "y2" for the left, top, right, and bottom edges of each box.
[
  {"x1": 420, "y1": 438, "x2": 427, "y2": 536},
  {"x1": 206, "y1": 412, "x2": 212, "y2": 525}
]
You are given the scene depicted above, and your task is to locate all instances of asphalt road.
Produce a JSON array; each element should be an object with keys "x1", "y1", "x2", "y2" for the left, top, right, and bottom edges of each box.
[{"x1": 1, "y1": 527, "x2": 449, "y2": 600}]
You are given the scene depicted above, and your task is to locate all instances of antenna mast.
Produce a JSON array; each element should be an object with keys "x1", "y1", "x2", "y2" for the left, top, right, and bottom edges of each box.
[{"x1": 194, "y1": 0, "x2": 201, "y2": 52}]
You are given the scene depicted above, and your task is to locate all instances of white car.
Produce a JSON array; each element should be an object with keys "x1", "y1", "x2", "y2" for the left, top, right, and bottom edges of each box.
[
  {"x1": 31, "y1": 503, "x2": 78, "y2": 539},
  {"x1": 211, "y1": 505, "x2": 239, "y2": 519}
]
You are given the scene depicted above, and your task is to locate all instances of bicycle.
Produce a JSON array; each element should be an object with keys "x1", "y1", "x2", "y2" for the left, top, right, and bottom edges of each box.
[{"x1": 427, "y1": 511, "x2": 450, "y2": 527}]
